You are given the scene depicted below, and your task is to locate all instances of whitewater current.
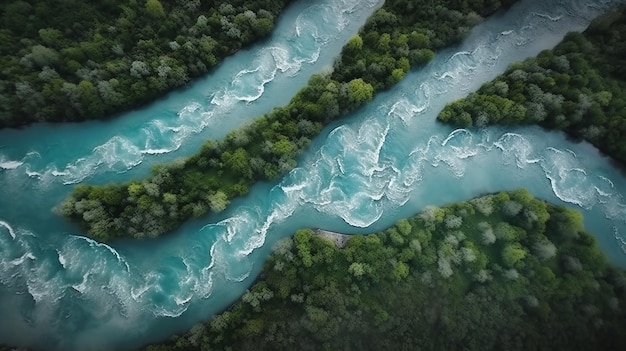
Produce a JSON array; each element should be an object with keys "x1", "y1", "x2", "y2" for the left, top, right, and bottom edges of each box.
[{"x1": 1, "y1": 0, "x2": 626, "y2": 350}]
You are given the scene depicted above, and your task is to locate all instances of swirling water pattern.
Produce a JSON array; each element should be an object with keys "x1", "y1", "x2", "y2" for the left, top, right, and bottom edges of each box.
[
  {"x1": 0, "y1": 0, "x2": 382, "y2": 186},
  {"x1": 1, "y1": 0, "x2": 626, "y2": 350}
]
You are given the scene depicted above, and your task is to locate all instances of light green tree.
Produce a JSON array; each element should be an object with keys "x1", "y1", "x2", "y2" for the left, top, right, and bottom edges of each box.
[
  {"x1": 145, "y1": 0, "x2": 165, "y2": 18},
  {"x1": 347, "y1": 78, "x2": 374, "y2": 105},
  {"x1": 346, "y1": 35, "x2": 363, "y2": 52},
  {"x1": 208, "y1": 191, "x2": 228, "y2": 213},
  {"x1": 502, "y1": 243, "x2": 528, "y2": 267}
]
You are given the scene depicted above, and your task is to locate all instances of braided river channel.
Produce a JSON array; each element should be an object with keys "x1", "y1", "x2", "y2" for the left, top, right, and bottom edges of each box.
[{"x1": 1, "y1": 0, "x2": 626, "y2": 349}]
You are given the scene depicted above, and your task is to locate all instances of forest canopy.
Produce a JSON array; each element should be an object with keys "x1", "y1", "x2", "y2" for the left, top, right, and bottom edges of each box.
[
  {"x1": 0, "y1": 0, "x2": 292, "y2": 127},
  {"x1": 56, "y1": 0, "x2": 520, "y2": 241},
  {"x1": 144, "y1": 190, "x2": 626, "y2": 351},
  {"x1": 437, "y1": 6, "x2": 626, "y2": 163}
]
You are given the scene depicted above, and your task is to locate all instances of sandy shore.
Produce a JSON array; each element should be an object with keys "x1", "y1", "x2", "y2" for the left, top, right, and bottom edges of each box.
[{"x1": 313, "y1": 229, "x2": 351, "y2": 248}]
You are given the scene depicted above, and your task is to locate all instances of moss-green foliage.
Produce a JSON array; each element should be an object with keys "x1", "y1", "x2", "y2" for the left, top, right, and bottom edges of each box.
[
  {"x1": 0, "y1": 0, "x2": 291, "y2": 127},
  {"x1": 57, "y1": 0, "x2": 519, "y2": 241},
  {"x1": 331, "y1": 0, "x2": 519, "y2": 91},
  {"x1": 438, "y1": 6, "x2": 626, "y2": 163},
  {"x1": 145, "y1": 189, "x2": 626, "y2": 351}
]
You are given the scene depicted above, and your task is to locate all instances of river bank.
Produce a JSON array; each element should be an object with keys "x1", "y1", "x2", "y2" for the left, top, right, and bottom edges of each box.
[
  {"x1": 313, "y1": 228, "x2": 351, "y2": 248},
  {"x1": 2, "y1": 0, "x2": 626, "y2": 350}
]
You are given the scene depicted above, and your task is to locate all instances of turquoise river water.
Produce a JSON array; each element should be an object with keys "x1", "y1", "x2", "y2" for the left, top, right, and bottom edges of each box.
[{"x1": 1, "y1": 0, "x2": 626, "y2": 350}]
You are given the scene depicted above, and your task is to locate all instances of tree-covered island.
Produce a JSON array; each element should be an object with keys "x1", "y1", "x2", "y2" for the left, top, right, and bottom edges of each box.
[
  {"x1": 55, "y1": 0, "x2": 519, "y2": 241},
  {"x1": 144, "y1": 190, "x2": 626, "y2": 350},
  {"x1": 0, "y1": 0, "x2": 293, "y2": 127},
  {"x1": 3, "y1": 2, "x2": 626, "y2": 351},
  {"x1": 438, "y1": 6, "x2": 626, "y2": 163}
]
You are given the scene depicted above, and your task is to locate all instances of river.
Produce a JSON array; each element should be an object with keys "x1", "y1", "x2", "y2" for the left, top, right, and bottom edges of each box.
[{"x1": 1, "y1": 0, "x2": 625, "y2": 350}]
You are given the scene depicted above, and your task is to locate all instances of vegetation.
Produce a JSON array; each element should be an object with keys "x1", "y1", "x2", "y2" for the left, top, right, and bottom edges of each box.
[
  {"x1": 0, "y1": 0, "x2": 292, "y2": 127},
  {"x1": 144, "y1": 189, "x2": 626, "y2": 351},
  {"x1": 438, "y1": 6, "x2": 626, "y2": 163},
  {"x1": 57, "y1": 0, "x2": 520, "y2": 241}
]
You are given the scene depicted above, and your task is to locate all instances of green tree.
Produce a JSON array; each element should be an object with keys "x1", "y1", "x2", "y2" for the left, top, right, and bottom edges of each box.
[
  {"x1": 208, "y1": 191, "x2": 229, "y2": 213},
  {"x1": 392, "y1": 261, "x2": 409, "y2": 280},
  {"x1": 347, "y1": 78, "x2": 374, "y2": 105},
  {"x1": 346, "y1": 35, "x2": 363, "y2": 52},
  {"x1": 502, "y1": 243, "x2": 527, "y2": 267},
  {"x1": 223, "y1": 148, "x2": 252, "y2": 179},
  {"x1": 29, "y1": 45, "x2": 60, "y2": 67},
  {"x1": 271, "y1": 138, "x2": 295, "y2": 159},
  {"x1": 395, "y1": 218, "x2": 412, "y2": 236},
  {"x1": 145, "y1": 0, "x2": 165, "y2": 18}
]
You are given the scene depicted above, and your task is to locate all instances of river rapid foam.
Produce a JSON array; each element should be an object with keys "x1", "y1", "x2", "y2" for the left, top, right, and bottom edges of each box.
[
  {"x1": 0, "y1": 0, "x2": 382, "y2": 186},
  {"x1": 1, "y1": 0, "x2": 626, "y2": 350}
]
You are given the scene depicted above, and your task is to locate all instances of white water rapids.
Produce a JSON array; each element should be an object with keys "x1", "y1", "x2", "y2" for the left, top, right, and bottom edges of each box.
[{"x1": 1, "y1": 0, "x2": 626, "y2": 350}]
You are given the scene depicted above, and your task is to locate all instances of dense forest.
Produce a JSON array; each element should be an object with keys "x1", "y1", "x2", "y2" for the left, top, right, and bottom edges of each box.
[
  {"x1": 144, "y1": 189, "x2": 626, "y2": 350},
  {"x1": 0, "y1": 0, "x2": 292, "y2": 127},
  {"x1": 56, "y1": 0, "x2": 519, "y2": 241},
  {"x1": 438, "y1": 6, "x2": 626, "y2": 163}
]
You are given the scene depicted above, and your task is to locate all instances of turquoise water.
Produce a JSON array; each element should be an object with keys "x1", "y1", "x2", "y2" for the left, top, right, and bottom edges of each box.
[{"x1": 1, "y1": 0, "x2": 626, "y2": 350}]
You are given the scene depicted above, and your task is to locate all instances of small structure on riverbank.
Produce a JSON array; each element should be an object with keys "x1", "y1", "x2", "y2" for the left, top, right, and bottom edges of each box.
[{"x1": 313, "y1": 229, "x2": 351, "y2": 248}]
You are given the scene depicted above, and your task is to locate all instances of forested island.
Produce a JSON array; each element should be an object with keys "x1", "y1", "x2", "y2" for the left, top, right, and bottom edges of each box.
[
  {"x1": 56, "y1": 0, "x2": 519, "y2": 241},
  {"x1": 3, "y1": 2, "x2": 626, "y2": 351},
  {"x1": 438, "y1": 6, "x2": 626, "y2": 163},
  {"x1": 144, "y1": 190, "x2": 626, "y2": 350},
  {"x1": 0, "y1": 0, "x2": 292, "y2": 127}
]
